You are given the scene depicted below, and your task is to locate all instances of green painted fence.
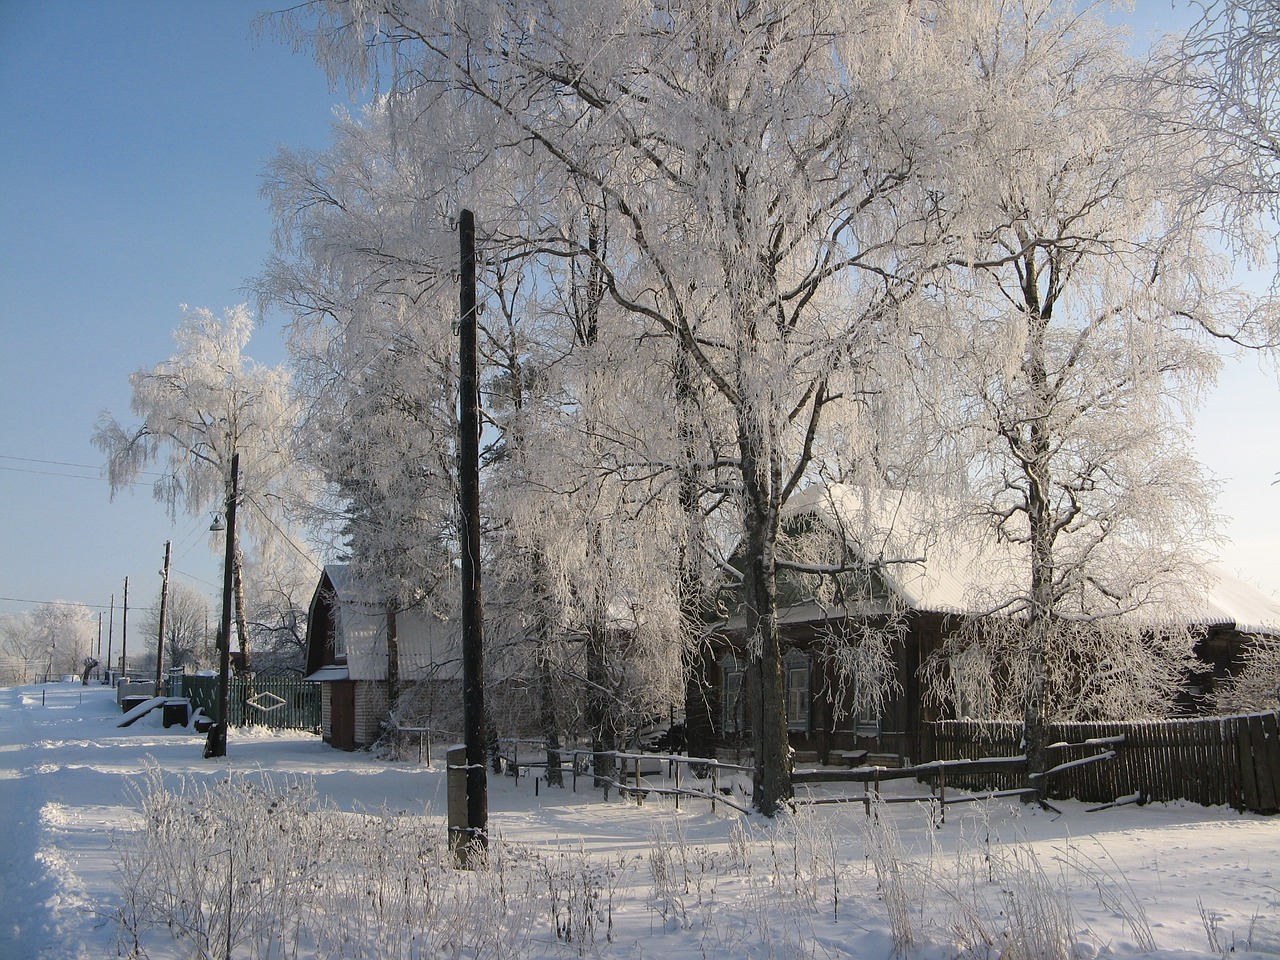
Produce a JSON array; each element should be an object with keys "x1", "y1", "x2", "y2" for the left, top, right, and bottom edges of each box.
[{"x1": 183, "y1": 676, "x2": 321, "y2": 731}]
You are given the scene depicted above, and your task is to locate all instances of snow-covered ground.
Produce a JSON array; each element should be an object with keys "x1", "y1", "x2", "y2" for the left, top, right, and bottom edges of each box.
[{"x1": 1, "y1": 682, "x2": 1276, "y2": 959}]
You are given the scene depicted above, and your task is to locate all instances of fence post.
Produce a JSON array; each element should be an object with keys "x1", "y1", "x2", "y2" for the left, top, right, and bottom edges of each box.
[{"x1": 938, "y1": 764, "x2": 946, "y2": 826}]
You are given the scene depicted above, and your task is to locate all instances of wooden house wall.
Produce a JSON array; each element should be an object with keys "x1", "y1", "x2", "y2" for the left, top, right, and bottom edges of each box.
[{"x1": 707, "y1": 610, "x2": 957, "y2": 764}]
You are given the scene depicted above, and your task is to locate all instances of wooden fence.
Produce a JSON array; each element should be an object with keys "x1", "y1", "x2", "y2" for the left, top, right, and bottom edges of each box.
[
  {"x1": 183, "y1": 676, "x2": 321, "y2": 731},
  {"x1": 921, "y1": 713, "x2": 1280, "y2": 814}
]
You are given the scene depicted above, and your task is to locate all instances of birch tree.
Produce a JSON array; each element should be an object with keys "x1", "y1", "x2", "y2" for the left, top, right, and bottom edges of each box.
[
  {"x1": 1214, "y1": 634, "x2": 1280, "y2": 713},
  {"x1": 924, "y1": 0, "x2": 1242, "y2": 785},
  {"x1": 0, "y1": 603, "x2": 94, "y2": 684},
  {"x1": 277, "y1": 0, "x2": 965, "y2": 816},
  {"x1": 263, "y1": 79, "x2": 724, "y2": 779},
  {"x1": 1157, "y1": 0, "x2": 1280, "y2": 292},
  {"x1": 93, "y1": 305, "x2": 313, "y2": 671},
  {"x1": 137, "y1": 582, "x2": 213, "y2": 673},
  {"x1": 484, "y1": 256, "x2": 712, "y2": 784}
]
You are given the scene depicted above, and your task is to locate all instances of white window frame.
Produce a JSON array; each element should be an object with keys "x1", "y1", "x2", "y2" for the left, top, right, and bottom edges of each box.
[
  {"x1": 720, "y1": 656, "x2": 745, "y2": 736},
  {"x1": 784, "y1": 650, "x2": 811, "y2": 733}
]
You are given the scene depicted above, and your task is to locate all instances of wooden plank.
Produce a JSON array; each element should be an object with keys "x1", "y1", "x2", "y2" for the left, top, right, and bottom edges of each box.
[
  {"x1": 1097, "y1": 723, "x2": 1121, "y2": 802},
  {"x1": 1192, "y1": 719, "x2": 1209, "y2": 807},
  {"x1": 1261, "y1": 713, "x2": 1280, "y2": 814},
  {"x1": 1204, "y1": 718, "x2": 1221, "y2": 807},
  {"x1": 1167, "y1": 721, "x2": 1184, "y2": 803},
  {"x1": 1225, "y1": 717, "x2": 1245, "y2": 811},
  {"x1": 1165, "y1": 721, "x2": 1182, "y2": 802},
  {"x1": 1141, "y1": 722, "x2": 1162, "y2": 803},
  {"x1": 1180, "y1": 720, "x2": 1196, "y2": 804},
  {"x1": 1188, "y1": 719, "x2": 1203, "y2": 805},
  {"x1": 1172, "y1": 720, "x2": 1189, "y2": 803},
  {"x1": 1129, "y1": 721, "x2": 1148, "y2": 803},
  {"x1": 1249, "y1": 715, "x2": 1277, "y2": 812},
  {"x1": 1239, "y1": 716, "x2": 1262, "y2": 812},
  {"x1": 1198, "y1": 716, "x2": 1208, "y2": 808}
]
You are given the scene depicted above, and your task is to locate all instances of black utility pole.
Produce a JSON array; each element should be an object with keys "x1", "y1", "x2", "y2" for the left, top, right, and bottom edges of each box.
[
  {"x1": 120, "y1": 577, "x2": 129, "y2": 677},
  {"x1": 154, "y1": 540, "x2": 171, "y2": 687},
  {"x1": 456, "y1": 208, "x2": 488, "y2": 861},
  {"x1": 105, "y1": 594, "x2": 114, "y2": 684},
  {"x1": 205, "y1": 453, "x2": 238, "y2": 759}
]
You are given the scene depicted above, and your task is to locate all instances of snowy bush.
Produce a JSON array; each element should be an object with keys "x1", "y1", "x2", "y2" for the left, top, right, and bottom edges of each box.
[
  {"x1": 1213, "y1": 633, "x2": 1280, "y2": 714},
  {"x1": 110, "y1": 769, "x2": 1163, "y2": 960},
  {"x1": 111, "y1": 769, "x2": 535, "y2": 960}
]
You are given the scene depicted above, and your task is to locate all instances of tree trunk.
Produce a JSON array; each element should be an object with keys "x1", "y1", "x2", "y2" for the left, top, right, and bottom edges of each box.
[
  {"x1": 538, "y1": 651, "x2": 564, "y2": 787},
  {"x1": 385, "y1": 602, "x2": 400, "y2": 708},
  {"x1": 1019, "y1": 264, "x2": 1055, "y2": 797},
  {"x1": 737, "y1": 415, "x2": 792, "y2": 816},
  {"x1": 232, "y1": 543, "x2": 251, "y2": 674},
  {"x1": 675, "y1": 344, "x2": 715, "y2": 765},
  {"x1": 586, "y1": 618, "x2": 618, "y2": 788},
  {"x1": 683, "y1": 643, "x2": 716, "y2": 765}
]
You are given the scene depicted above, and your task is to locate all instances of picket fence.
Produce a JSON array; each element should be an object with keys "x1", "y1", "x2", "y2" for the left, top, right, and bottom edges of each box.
[
  {"x1": 183, "y1": 676, "x2": 321, "y2": 731},
  {"x1": 921, "y1": 713, "x2": 1280, "y2": 814}
]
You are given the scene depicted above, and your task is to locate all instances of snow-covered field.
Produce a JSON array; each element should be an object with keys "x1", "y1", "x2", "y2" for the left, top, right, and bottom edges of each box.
[{"x1": 1, "y1": 683, "x2": 1276, "y2": 960}]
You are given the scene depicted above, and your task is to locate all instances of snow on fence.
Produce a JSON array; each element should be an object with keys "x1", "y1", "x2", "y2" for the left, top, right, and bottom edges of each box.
[
  {"x1": 921, "y1": 713, "x2": 1280, "y2": 814},
  {"x1": 183, "y1": 676, "x2": 321, "y2": 731}
]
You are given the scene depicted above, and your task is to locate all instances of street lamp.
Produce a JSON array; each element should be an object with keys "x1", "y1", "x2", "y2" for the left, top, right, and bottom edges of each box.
[{"x1": 204, "y1": 452, "x2": 238, "y2": 759}]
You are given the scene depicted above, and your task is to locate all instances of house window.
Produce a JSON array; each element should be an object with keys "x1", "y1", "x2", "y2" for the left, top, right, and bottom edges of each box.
[
  {"x1": 950, "y1": 645, "x2": 994, "y2": 720},
  {"x1": 784, "y1": 650, "x2": 810, "y2": 732},
  {"x1": 831, "y1": 666, "x2": 881, "y2": 737},
  {"x1": 330, "y1": 606, "x2": 347, "y2": 660},
  {"x1": 720, "y1": 656, "x2": 745, "y2": 737}
]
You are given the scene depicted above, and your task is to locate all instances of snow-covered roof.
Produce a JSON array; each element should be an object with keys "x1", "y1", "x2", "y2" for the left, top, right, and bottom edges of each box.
[
  {"x1": 1190, "y1": 567, "x2": 1280, "y2": 636},
  {"x1": 311, "y1": 565, "x2": 459, "y2": 682},
  {"x1": 304, "y1": 664, "x2": 350, "y2": 682},
  {"x1": 782, "y1": 484, "x2": 1280, "y2": 635},
  {"x1": 311, "y1": 564, "x2": 533, "y2": 682}
]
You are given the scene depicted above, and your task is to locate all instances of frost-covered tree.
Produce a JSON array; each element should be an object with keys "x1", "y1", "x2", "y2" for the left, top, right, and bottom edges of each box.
[
  {"x1": 262, "y1": 81, "x2": 721, "y2": 782},
  {"x1": 138, "y1": 582, "x2": 213, "y2": 673},
  {"x1": 93, "y1": 305, "x2": 317, "y2": 672},
  {"x1": 922, "y1": 0, "x2": 1246, "y2": 785},
  {"x1": 478, "y1": 191, "x2": 727, "y2": 783},
  {"x1": 0, "y1": 613, "x2": 43, "y2": 685},
  {"x1": 275, "y1": 0, "x2": 970, "y2": 816},
  {"x1": 0, "y1": 603, "x2": 94, "y2": 685},
  {"x1": 262, "y1": 98, "x2": 480, "y2": 719},
  {"x1": 1214, "y1": 633, "x2": 1280, "y2": 713},
  {"x1": 1155, "y1": 0, "x2": 1280, "y2": 294},
  {"x1": 243, "y1": 555, "x2": 318, "y2": 674}
]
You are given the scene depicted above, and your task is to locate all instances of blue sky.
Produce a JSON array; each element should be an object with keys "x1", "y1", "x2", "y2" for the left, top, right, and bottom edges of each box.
[
  {"x1": 0, "y1": 0, "x2": 342, "y2": 633},
  {"x1": 1, "y1": 1, "x2": 1277, "y2": 644}
]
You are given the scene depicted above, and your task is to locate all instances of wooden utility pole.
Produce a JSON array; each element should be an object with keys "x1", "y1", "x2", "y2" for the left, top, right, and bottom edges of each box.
[
  {"x1": 454, "y1": 208, "x2": 488, "y2": 864},
  {"x1": 120, "y1": 577, "x2": 129, "y2": 676},
  {"x1": 154, "y1": 540, "x2": 171, "y2": 687},
  {"x1": 205, "y1": 453, "x2": 238, "y2": 759},
  {"x1": 105, "y1": 594, "x2": 114, "y2": 684}
]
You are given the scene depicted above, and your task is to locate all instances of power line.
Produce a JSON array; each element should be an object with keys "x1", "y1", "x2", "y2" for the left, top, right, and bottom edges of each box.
[
  {"x1": 171, "y1": 568, "x2": 222, "y2": 591},
  {"x1": 0, "y1": 596, "x2": 107, "y2": 616},
  {"x1": 0, "y1": 454, "x2": 103, "y2": 471},
  {"x1": 0, "y1": 465, "x2": 103, "y2": 482},
  {"x1": 0, "y1": 454, "x2": 169, "y2": 477},
  {"x1": 0, "y1": 454, "x2": 174, "y2": 485},
  {"x1": 243, "y1": 495, "x2": 323, "y2": 572}
]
